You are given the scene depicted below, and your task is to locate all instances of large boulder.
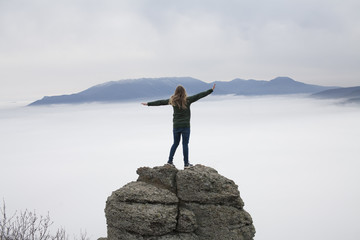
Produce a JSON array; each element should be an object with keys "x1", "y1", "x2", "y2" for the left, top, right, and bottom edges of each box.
[{"x1": 105, "y1": 164, "x2": 255, "y2": 240}]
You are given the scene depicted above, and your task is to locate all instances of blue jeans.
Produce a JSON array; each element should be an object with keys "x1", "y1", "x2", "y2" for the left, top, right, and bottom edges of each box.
[{"x1": 168, "y1": 127, "x2": 190, "y2": 166}]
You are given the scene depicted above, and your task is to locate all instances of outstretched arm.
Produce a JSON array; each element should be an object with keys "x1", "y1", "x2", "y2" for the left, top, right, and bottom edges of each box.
[
  {"x1": 187, "y1": 85, "x2": 215, "y2": 104},
  {"x1": 142, "y1": 99, "x2": 170, "y2": 106}
]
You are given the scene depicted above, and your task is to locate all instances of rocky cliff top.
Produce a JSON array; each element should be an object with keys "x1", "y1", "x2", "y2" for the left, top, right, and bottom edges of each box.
[{"x1": 104, "y1": 164, "x2": 255, "y2": 240}]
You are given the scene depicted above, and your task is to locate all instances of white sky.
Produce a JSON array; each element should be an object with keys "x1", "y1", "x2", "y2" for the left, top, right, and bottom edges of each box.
[{"x1": 1, "y1": 0, "x2": 360, "y2": 102}]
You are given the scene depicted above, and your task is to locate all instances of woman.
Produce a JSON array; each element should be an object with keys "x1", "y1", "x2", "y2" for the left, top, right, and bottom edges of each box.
[{"x1": 142, "y1": 84, "x2": 215, "y2": 169}]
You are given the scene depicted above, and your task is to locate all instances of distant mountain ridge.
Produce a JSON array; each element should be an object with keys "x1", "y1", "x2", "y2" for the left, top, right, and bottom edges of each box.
[
  {"x1": 29, "y1": 76, "x2": 336, "y2": 106},
  {"x1": 212, "y1": 77, "x2": 332, "y2": 95},
  {"x1": 312, "y1": 86, "x2": 360, "y2": 104}
]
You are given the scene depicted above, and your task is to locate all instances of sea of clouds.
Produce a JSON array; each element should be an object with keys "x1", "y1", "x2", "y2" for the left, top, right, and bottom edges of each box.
[{"x1": 1, "y1": 95, "x2": 359, "y2": 240}]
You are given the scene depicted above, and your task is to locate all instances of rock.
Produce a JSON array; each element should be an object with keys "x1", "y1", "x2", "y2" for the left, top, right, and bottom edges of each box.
[
  {"x1": 177, "y1": 208, "x2": 197, "y2": 233},
  {"x1": 177, "y1": 165, "x2": 244, "y2": 208},
  {"x1": 105, "y1": 164, "x2": 255, "y2": 240},
  {"x1": 137, "y1": 165, "x2": 178, "y2": 193},
  {"x1": 112, "y1": 181, "x2": 178, "y2": 204},
  {"x1": 106, "y1": 202, "x2": 178, "y2": 236},
  {"x1": 182, "y1": 203, "x2": 255, "y2": 240}
]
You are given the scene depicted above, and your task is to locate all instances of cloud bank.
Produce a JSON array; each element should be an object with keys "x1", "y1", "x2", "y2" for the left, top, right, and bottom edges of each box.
[{"x1": 1, "y1": 96, "x2": 360, "y2": 239}]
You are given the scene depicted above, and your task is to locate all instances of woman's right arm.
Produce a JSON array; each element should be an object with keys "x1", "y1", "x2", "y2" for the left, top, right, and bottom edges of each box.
[{"x1": 143, "y1": 99, "x2": 170, "y2": 106}]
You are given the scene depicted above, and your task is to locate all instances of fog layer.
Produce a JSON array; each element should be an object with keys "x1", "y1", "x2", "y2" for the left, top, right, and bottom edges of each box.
[{"x1": 1, "y1": 96, "x2": 359, "y2": 239}]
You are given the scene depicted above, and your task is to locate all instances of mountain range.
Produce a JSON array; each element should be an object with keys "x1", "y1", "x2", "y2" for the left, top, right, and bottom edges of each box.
[
  {"x1": 29, "y1": 76, "x2": 338, "y2": 106},
  {"x1": 312, "y1": 86, "x2": 360, "y2": 104}
]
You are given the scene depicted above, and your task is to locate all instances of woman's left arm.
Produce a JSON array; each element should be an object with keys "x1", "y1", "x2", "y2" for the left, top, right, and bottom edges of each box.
[{"x1": 187, "y1": 84, "x2": 215, "y2": 103}]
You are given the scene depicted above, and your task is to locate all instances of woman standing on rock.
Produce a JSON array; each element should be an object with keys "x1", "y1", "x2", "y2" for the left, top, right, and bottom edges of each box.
[{"x1": 142, "y1": 84, "x2": 215, "y2": 169}]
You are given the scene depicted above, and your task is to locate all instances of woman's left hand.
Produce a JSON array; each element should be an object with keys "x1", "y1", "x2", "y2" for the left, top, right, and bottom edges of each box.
[{"x1": 212, "y1": 84, "x2": 216, "y2": 90}]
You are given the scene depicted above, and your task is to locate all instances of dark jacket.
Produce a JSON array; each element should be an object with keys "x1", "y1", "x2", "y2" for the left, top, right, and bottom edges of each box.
[{"x1": 147, "y1": 89, "x2": 213, "y2": 128}]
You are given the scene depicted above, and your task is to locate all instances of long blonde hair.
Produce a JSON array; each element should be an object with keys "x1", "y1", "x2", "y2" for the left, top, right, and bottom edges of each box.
[{"x1": 169, "y1": 85, "x2": 188, "y2": 109}]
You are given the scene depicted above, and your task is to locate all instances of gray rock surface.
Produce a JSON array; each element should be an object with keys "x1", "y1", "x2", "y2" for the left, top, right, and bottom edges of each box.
[
  {"x1": 105, "y1": 164, "x2": 255, "y2": 240},
  {"x1": 177, "y1": 165, "x2": 244, "y2": 208},
  {"x1": 137, "y1": 165, "x2": 178, "y2": 193},
  {"x1": 112, "y1": 181, "x2": 178, "y2": 204}
]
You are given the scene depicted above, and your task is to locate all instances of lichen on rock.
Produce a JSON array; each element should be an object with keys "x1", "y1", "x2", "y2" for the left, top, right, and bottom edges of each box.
[{"x1": 105, "y1": 164, "x2": 255, "y2": 240}]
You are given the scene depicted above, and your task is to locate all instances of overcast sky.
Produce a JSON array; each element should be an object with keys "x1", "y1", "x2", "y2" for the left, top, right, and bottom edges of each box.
[{"x1": 1, "y1": 0, "x2": 359, "y2": 102}]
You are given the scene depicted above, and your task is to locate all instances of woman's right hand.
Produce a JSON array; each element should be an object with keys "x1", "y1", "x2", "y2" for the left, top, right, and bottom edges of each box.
[
  {"x1": 212, "y1": 84, "x2": 216, "y2": 90},
  {"x1": 141, "y1": 102, "x2": 148, "y2": 106}
]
